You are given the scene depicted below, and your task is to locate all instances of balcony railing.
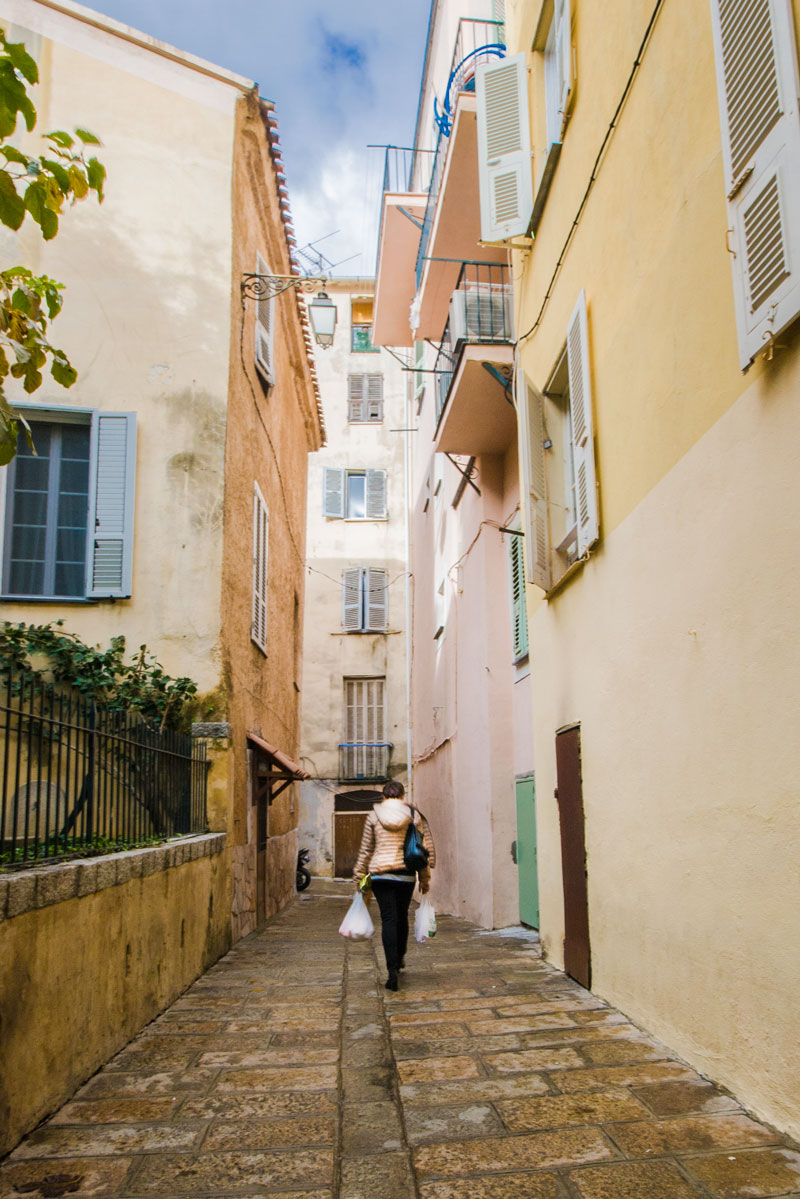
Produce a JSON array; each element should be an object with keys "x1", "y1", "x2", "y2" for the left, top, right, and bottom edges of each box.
[
  {"x1": 433, "y1": 261, "x2": 513, "y2": 421},
  {"x1": 374, "y1": 145, "x2": 436, "y2": 278},
  {"x1": 338, "y1": 742, "x2": 393, "y2": 782},
  {"x1": 416, "y1": 19, "x2": 506, "y2": 288}
]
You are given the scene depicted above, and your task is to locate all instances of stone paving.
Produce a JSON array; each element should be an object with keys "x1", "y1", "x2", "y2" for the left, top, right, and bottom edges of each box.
[{"x1": 2, "y1": 884, "x2": 800, "y2": 1198}]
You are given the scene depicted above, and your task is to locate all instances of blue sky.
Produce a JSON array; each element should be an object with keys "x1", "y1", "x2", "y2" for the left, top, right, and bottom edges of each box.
[{"x1": 87, "y1": 0, "x2": 432, "y2": 276}]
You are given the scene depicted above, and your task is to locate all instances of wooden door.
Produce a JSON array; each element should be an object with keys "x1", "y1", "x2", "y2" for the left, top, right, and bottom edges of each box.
[
  {"x1": 334, "y1": 812, "x2": 369, "y2": 878},
  {"x1": 254, "y1": 757, "x2": 269, "y2": 926},
  {"x1": 515, "y1": 776, "x2": 539, "y2": 928},
  {"x1": 555, "y1": 724, "x2": 590, "y2": 988}
]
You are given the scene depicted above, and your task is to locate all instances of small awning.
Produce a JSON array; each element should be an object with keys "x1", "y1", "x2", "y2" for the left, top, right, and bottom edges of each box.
[{"x1": 247, "y1": 732, "x2": 310, "y2": 800}]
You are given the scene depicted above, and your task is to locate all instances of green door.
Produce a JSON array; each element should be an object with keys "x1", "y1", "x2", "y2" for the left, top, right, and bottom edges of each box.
[{"x1": 515, "y1": 776, "x2": 539, "y2": 928}]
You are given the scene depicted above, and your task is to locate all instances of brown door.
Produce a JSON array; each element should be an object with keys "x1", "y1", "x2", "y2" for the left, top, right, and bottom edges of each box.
[
  {"x1": 334, "y1": 812, "x2": 369, "y2": 878},
  {"x1": 254, "y1": 756, "x2": 269, "y2": 925},
  {"x1": 555, "y1": 724, "x2": 591, "y2": 988}
]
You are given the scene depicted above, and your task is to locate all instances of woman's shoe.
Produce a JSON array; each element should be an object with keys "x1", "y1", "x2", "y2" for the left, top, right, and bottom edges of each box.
[
  {"x1": 385, "y1": 969, "x2": 399, "y2": 992},
  {"x1": 398, "y1": 958, "x2": 406, "y2": 970}
]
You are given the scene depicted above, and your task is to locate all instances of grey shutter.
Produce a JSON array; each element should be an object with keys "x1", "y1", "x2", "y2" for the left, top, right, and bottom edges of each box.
[
  {"x1": 709, "y1": 0, "x2": 800, "y2": 367},
  {"x1": 566, "y1": 291, "x2": 599, "y2": 554},
  {"x1": 365, "y1": 469, "x2": 387, "y2": 519},
  {"x1": 517, "y1": 370, "x2": 551, "y2": 590},
  {"x1": 251, "y1": 483, "x2": 269, "y2": 652},
  {"x1": 508, "y1": 531, "x2": 528, "y2": 661},
  {"x1": 476, "y1": 54, "x2": 534, "y2": 241},
  {"x1": 323, "y1": 467, "x2": 345, "y2": 518},
  {"x1": 254, "y1": 251, "x2": 275, "y2": 386},
  {"x1": 348, "y1": 375, "x2": 366, "y2": 422},
  {"x1": 366, "y1": 374, "x2": 384, "y2": 421},
  {"x1": 342, "y1": 567, "x2": 363, "y2": 630},
  {"x1": 365, "y1": 568, "x2": 388, "y2": 630},
  {"x1": 87, "y1": 412, "x2": 136, "y2": 599}
]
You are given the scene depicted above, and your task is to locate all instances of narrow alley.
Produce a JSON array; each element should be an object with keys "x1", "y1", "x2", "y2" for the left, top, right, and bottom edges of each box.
[{"x1": 2, "y1": 886, "x2": 799, "y2": 1199}]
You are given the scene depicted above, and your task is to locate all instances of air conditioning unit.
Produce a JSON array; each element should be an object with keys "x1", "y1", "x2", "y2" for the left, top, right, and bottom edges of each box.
[{"x1": 448, "y1": 284, "x2": 512, "y2": 345}]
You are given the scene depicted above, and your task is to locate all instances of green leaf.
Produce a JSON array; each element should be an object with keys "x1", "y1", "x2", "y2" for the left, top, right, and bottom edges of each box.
[
  {"x1": 4, "y1": 40, "x2": 39, "y2": 85},
  {"x1": 22, "y1": 366, "x2": 41, "y2": 393},
  {"x1": 0, "y1": 170, "x2": 24, "y2": 230},
  {"x1": 10, "y1": 287, "x2": 30, "y2": 314},
  {"x1": 51, "y1": 355, "x2": 76, "y2": 387},
  {"x1": 40, "y1": 157, "x2": 71, "y2": 192},
  {"x1": 67, "y1": 164, "x2": 89, "y2": 199},
  {"x1": 75, "y1": 127, "x2": 100, "y2": 145},
  {"x1": 2, "y1": 144, "x2": 30, "y2": 166},
  {"x1": 44, "y1": 129, "x2": 74, "y2": 149},
  {"x1": 39, "y1": 205, "x2": 58, "y2": 239},
  {"x1": 87, "y1": 157, "x2": 105, "y2": 201}
]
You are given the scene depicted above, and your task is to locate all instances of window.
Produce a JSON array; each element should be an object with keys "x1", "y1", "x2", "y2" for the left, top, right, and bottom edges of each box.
[
  {"x1": 475, "y1": 53, "x2": 533, "y2": 241},
  {"x1": 342, "y1": 567, "x2": 388, "y2": 631},
  {"x1": 709, "y1": 0, "x2": 800, "y2": 368},
  {"x1": 348, "y1": 374, "x2": 383, "y2": 423},
  {"x1": 342, "y1": 677, "x2": 386, "y2": 778},
  {"x1": 254, "y1": 251, "x2": 275, "y2": 387},
  {"x1": 508, "y1": 529, "x2": 529, "y2": 662},
  {"x1": 519, "y1": 290, "x2": 598, "y2": 591},
  {"x1": 351, "y1": 297, "x2": 379, "y2": 352},
  {"x1": 2, "y1": 410, "x2": 136, "y2": 600},
  {"x1": 251, "y1": 482, "x2": 269, "y2": 653},
  {"x1": 544, "y1": 0, "x2": 573, "y2": 148},
  {"x1": 322, "y1": 467, "x2": 387, "y2": 520}
]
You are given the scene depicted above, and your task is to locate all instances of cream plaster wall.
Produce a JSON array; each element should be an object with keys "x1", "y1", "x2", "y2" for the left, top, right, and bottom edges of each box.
[
  {"x1": 299, "y1": 282, "x2": 408, "y2": 876},
  {"x1": 0, "y1": 1, "x2": 240, "y2": 691}
]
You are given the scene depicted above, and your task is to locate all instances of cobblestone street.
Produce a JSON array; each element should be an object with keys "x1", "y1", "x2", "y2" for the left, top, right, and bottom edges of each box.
[{"x1": 2, "y1": 884, "x2": 799, "y2": 1199}]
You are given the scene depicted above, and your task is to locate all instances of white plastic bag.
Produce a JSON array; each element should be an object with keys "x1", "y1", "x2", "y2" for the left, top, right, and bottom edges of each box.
[
  {"x1": 414, "y1": 897, "x2": 437, "y2": 943},
  {"x1": 339, "y1": 891, "x2": 374, "y2": 940}
]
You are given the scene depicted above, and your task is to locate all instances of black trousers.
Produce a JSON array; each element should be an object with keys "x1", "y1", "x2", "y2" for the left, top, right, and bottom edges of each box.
[{"x1": 371, "y1": 878, "x2": 416, "y2": 972}]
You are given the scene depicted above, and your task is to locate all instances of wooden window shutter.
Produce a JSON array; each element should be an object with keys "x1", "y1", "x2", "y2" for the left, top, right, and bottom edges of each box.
[
  {"x1": 365, "y1": 469, "x2": 387, "y2": 519},
  {"x1": 342, "y1": 567, "x2": 362, "y2": 630},
  {"x1": 365, "y1": 568, "x2": 388, "y2": 630},
  {"x1": 709, "y1": 0, "x2": 800, "y2": 367},
  {"x1": 366, "y1": 374, "x2": 384, "y2": 421},
  {"x1": 476, "y1": 53, "x2": 534, "y2": 242},
  {"x1": 566, "y1": 291, "x2": 599, "y2": 555},
  {"x1": 251, "y1": 483, "x2": 269, "y2": 652},
  {"x1": 509, "y1": 531, "x2": 529, "y2": 661},
  {"x1": 87, "y1": 412, "x2": 137, "y2": 599},
  {"x1": 323, "y1": 467, "x2": 345, "y2": 518},
  {"x1": 555, "y1": 0, "x2": 573, "y2": 133},
  {"x1": 254, "y1": 251, "x2": 275, "y2": 386},
  {"x1": 348, "y1": 374, "x2": 366, "y2": 422},
  {"x1": 517, "y1": 369, "x2": 551, "y2": 590}
]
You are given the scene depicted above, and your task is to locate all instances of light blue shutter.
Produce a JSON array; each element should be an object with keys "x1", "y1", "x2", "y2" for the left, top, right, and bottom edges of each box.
[
  {"x1": 342, "y1": 567, "x2": 363, "y2": 630},
  {"x1": 323, "y1": 467, "x2": 345, "y2": 517},
  {"x1": 348, "y1": 375, "x2": 366, "y2": 422},
  {"x1": 87, "y1": 412, "x2": 136, "y2": 599},
  {"x1": 365, "y1": 568, "x2": 388, "y2": 630},
  {"x1": 365, "y1": 470, "x2": 387, "y2": 519},
  {"x1": 251, "y1": 483, "x2": 269, "y2": 652}
]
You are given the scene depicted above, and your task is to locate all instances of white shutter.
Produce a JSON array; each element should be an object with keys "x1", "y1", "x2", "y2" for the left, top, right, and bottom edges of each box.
[
  {"x1": 366, "y1": 374, "x2": 384, "y2": 421},
  {"x1": 517, "y1": 369, "x2": 551, "y2": 590},
  {"x1": 254, "y1": 251, "x2": 275, "y2": 386},
  {"x1": 342, "y1": 566, "x2": 362, "y2": 631},
  {"x1": 323, "y1": 467, "x2": 345, "y2": 518},
  {"x1": 555, "y1": 0, "x2": 573, "y2": 133},
  {"x1": 566, "y1": 291, "x2": 599, "y2": 555},
  {"x1": 348, "y1": 375, "x2": 365, "y2": 422},
  {"x1": 365, "y1": 568, "x2": 388, "y2": 630},
  {"x1": 508, "y1": 531, "x2": 529, "y2": 661},
  {"x1": 476, "y1": 54, "x2": 534, "y2": 242},
  {"x1": 709, "y1": 0, "x2": 800, "y2": 368},
  {"x1": 87, "y1": 412, "x2": 136, "y2": 599},
  {"x1": 251, "y1": 483, "x2": 269, "y2": 653},
  {"x1": 365, "y1": 469, "x2": 387, "y2": 519}
]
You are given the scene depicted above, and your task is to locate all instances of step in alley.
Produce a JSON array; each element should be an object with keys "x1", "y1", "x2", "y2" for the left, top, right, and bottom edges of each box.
[{"x1": 2, "y1": 885, "x2": 799, "y2": 1199}]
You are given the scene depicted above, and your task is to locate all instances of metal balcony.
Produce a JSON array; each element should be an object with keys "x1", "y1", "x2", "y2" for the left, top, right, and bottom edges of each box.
[{"x1": 338, "y1": 742, "x2": 393, "y2": 783}]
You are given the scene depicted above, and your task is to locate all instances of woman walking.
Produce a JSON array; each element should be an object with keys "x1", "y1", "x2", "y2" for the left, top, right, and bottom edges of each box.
[{"x1": 353, "y1": 781, "x2": 435, "y2": 991}]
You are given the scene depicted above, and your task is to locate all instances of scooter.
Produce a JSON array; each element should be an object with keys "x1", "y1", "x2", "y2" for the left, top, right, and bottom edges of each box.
[{"x1": 296, "y1": 848, "x2": 311, "y2": 892}]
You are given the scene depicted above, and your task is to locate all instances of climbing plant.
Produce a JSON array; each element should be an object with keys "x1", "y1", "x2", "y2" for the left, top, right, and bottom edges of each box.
[
  {"x1": 0, "y1": 620, "x2": 198, "y2": 731},
  {"x1": 0, "y1": 26, "x2": 106, "y2": 463}
]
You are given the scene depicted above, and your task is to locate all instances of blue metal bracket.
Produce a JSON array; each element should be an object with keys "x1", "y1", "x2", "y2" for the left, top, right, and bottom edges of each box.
[{"x1": 434, "y1": 43, "x2": 506, "y2": 138}]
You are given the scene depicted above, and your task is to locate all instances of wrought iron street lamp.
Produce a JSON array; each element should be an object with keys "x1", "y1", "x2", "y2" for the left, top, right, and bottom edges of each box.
[{"x1": 240, "y1": 273, "x2": 338, "y2": 349}]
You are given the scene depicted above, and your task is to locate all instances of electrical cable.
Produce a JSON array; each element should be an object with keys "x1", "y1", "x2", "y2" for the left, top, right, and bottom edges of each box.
[{"x1": 517, "y1": 0, "x2": 667, "y2": 347}]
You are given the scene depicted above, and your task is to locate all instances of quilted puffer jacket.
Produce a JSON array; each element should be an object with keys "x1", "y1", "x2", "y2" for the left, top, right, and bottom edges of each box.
[{"x1": 353, "y1": 798, "x2": 436, "y2": 889}]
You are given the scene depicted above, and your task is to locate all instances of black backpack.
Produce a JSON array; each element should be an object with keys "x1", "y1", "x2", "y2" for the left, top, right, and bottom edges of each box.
[{"x1": 403, "y1": 806, "x2": 430, "y2": 873}]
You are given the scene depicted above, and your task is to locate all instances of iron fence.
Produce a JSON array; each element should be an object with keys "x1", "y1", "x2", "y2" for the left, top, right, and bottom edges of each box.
[
  {"x1": 434, "y1": 261, "x2": 513, "y2": 420},
  {"x1": 0, "y1": 668, "x2": 207, "y2": 865},
  {"x1": 338, "y1": 742, "x2": 393, "y2": 783}
]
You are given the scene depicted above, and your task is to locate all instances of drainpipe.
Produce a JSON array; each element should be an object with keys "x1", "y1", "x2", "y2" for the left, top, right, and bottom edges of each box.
[{"x1": 404, "y1": 360, "x2": 414, "y2": 805}]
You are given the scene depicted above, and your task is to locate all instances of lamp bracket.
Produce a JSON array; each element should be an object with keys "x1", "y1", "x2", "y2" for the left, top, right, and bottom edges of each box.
[{"x1": 241, "y1": 273, "x2": 327, "y2": 303}]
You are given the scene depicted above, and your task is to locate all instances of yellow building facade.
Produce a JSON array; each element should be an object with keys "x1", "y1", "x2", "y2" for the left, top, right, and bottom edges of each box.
[{"x1": 498, "y1": 0, "x2": 800, "y2": 1138}]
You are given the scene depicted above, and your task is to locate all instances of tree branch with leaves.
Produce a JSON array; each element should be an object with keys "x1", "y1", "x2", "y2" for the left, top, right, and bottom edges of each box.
[{"x1": 0, "y1": 27, "x2": 106, "y2": 463}]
